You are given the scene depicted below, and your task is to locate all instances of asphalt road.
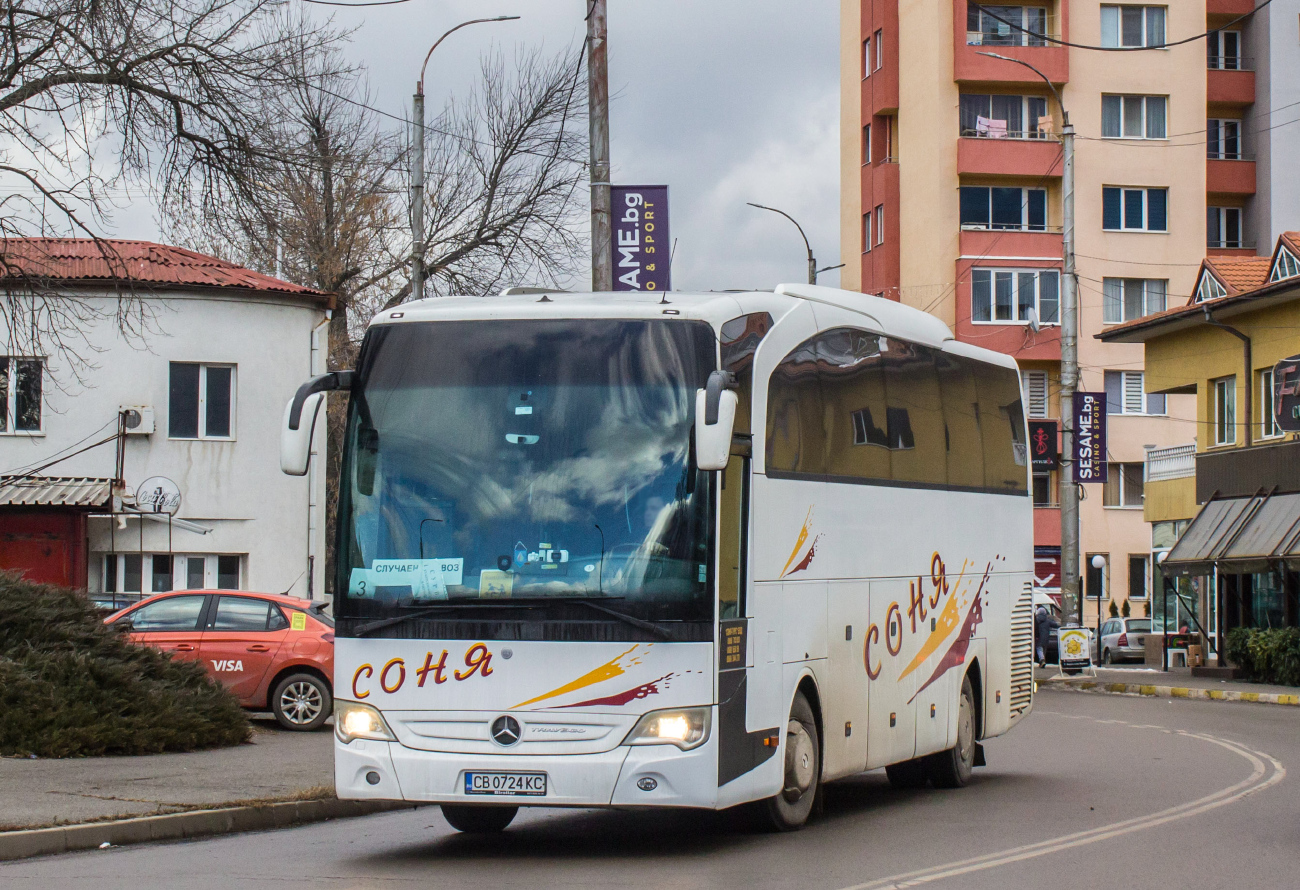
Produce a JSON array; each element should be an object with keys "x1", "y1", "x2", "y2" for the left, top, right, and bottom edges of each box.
[{"x1": 4, "y1": 688, "x2": 1297, "y2": 889}]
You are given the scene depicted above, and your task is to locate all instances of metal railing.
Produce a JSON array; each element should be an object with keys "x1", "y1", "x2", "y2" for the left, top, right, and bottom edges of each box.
[
  {"x1": 960, "y1": 127, "x2": 1059, "y2": 141},
  {"x1": 1207, "y1": 56, "x2": 1255, "y2": 71},
  {"x1": 1206, "y1": 149, "x2": 1255, "y2": 161},
  {"x1": 1146, "y1": 443, "x2": 1196, "y2": 482}
]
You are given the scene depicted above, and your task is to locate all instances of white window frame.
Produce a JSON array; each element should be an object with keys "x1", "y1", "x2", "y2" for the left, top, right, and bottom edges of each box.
[
  {"x1": 967, "y1": 5, "x2": 1050, "y2": 47},
  {"x1": 101, "y1": 552, "x2": 244, "y2": 594},
  {"x1": 874, "y1": 204, "x2": 884, "y2": 246},
  {"x1": 960, "y1": 186, "x2": 1049, "y2": 232},
  {"x1": 959, "y1": 93, "x2": 1052, "y2": 140},
  {"x1": 169, "y1": 362, "x2": 237, "y2": 441},
  {"x1": 1105, "y1": 370, "x2": 1165, "y2": 416},
  {"x1": 971, "y1": 268, "x2": 1061, "y2": 325},
  {"x1": 1102, "y1": 278, "x2": 1167, "y2": 324},
  {"x1": 863, "y1": 123, "x2": 872, "y2": 164},
  {"x1": 1103, "y1": 464, "x2": 1144, "y2": 509},
  {"x1": 1207, "y1": 206, "x2": 1244, "y2": 249},
  {"x1": 1270, "y1": 246, "x2": 1300, "y2": 282},
  {"x1": 874, "y1": 29, "x2": 883, "y2": 70},
  {"x1": 863, "y1": 37, "x2": 871, "y2": 78},
  {"x1": 1102, "y1": 186, "x2": 1168, "y2": 233},
  {"x1": 1260, "y1": 368, "x2": 1283, "y2": 440},
  {"x1": 0, "y1": 356, "x2": 44, "y2": 436},
  {"x1": 1196, "y1": 271, "x2": 1227, "y2": 303},
  {"x1": 863, "y1": 213, "x2": 872, "y2": 253},
  {"x1": 1207, "y1": 30, "x2": 1242, "y2": 70},
  {"x1": 1101, "y1": 95, "x2": 1167, "y2": 140},
  {"x1": 1024, "y1": 370, "x2": 1050, "y2": 419},
  {"x1": 1213, "y1": 376, "x2": 1236, "y2": 446},
  {"x1": 1100, "y1": 5, "x2": 1166, "y2": 48},
  {"x1": 1207, "y1": 118, "x2": 1243, "y2": 160}
]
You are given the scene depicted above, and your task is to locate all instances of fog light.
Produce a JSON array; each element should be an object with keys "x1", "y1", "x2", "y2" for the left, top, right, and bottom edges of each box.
[
  {"x1": 366, "y1": 771, "x2": 381, "y2": 785},
  {"x1": 636, "y1": 777, "x2": 658, "y2": 791},
  {"x1": 623, "y1": 707, "x2": 710, "y2": 750}
]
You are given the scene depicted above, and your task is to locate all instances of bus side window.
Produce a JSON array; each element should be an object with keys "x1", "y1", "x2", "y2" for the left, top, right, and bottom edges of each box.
[
  {"x1": 721, "y1": 313, "x2": 773, "y2": 438},
  {"x1": 972, "y1": 362, "x2": 1029, "y2": 493},
  {"x1": 719, "y1": 314, "x2": 769, "y2": 620},
  {"x1": 765, "y1": 335, "x2": 826, "y2": 476},
  {"x1": 936, "y1": 353, "x2": 984, "y2": 488},
  {"x1": 818, "y1": 329, "x2": 890, "y2": 483},
  {"x1": 879, "y1": 339, "x2": 945, "y2": 486}
]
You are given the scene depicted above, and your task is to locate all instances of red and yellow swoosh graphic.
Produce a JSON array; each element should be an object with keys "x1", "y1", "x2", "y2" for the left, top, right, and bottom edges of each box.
[
  {"x1": 898, "y1": 560, "x2": 970, "y2": 682},
  {"x1": 511, "y1": 644, "x2": 647, "y2": 709},
  {"x1": 780, "y1": 507, "x2": 816, "y2": 578}
]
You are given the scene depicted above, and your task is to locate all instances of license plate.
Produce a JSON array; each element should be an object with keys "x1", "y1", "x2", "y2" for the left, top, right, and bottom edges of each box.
[{"x1": 464, "y1": 771, "x2": 547, "y2": 796}]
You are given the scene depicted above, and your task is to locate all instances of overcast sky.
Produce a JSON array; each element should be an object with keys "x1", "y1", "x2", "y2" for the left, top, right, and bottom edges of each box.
[{"x1": 124, "y1": 0, "x2": 842, "y2": 293}]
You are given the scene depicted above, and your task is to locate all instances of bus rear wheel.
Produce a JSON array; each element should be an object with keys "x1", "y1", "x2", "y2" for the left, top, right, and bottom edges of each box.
[
  {"x1": 764, "y1": 691, "x2": 821, "y2": 831},
  {"x1": 440, "y1": 804, "x2": 518, "y2": 833},
  {"x1": 926, "y1": 674, "x2": 976, "y2": 788}
]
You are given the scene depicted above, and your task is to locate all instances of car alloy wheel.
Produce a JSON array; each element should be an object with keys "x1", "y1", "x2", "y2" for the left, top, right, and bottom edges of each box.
[{"x1": 281, "y1": 680, "x2": 323, "y2": 725}]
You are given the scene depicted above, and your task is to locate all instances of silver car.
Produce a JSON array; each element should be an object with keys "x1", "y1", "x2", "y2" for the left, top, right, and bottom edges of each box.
[{"x1": 1093, "y1": 617, "x2": 1151, "y2": 664}]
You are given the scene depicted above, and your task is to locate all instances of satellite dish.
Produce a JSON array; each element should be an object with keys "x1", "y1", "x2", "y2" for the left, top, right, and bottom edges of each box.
[{"x1": 1026, "y1": 306, "x2": 1041, "y2": 333}]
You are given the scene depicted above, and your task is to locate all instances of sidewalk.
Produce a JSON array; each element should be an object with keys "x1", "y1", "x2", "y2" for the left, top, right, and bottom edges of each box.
[
  {"x1": 1036, "y1": 665, "x2": 1300, "y2": 705},
  {"x1": 0, "y1": 718, "x2": 333, "y2": 831}
]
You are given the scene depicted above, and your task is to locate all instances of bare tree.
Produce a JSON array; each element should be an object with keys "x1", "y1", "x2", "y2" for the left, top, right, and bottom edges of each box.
[{"x1": 0, "y1": 0, "x2": 348, "y2": 371}]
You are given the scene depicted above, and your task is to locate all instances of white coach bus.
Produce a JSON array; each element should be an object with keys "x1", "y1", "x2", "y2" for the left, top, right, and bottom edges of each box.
[{"x1": 281, "y1": 283, "x2": 1035, "y2": 832}]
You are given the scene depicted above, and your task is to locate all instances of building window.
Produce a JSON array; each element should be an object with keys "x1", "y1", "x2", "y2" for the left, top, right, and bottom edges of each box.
[
  {"x1": 1196, "y1": 272, "x2": 1227, "y2": 303},
  {"x1": 874, "y1": 29, "x2": 883, "y2": 70},
  {"x1": 1101, "y1": 95, "x2": 1166, "y2": 139},
  {"x1": 884, "y1": 115, "x2": 895, "y2": 161},
  {"x1": 959, "y1": 94, "x2": 1050, "y2": 139},
  {"x1": 169, "y1": 362, "x2": 235, "y2": 439},
  {"x1": 1024, "y1": 370, "x2": 1050, "y2": 418},
  {"x1": 0, "y1": 357, "x2": 42, "y2": 434},
  {"x1": 1260, "y1": 368, "x2": 1282, "y2": 439},
  {"x1": 1103, "y1": 464, "x2": 1144, "y2": 507},
  {"x1": 1207, "y1": 206, "x2": 1243, "y2": 248},
  {"x1": 971, "y1": 268, "x2": 1060, "y2": 324},
  {"x1": 1100, "y1": 5, "x2": 1165, "y2": 48},
  {"x1": 1207, "y1": 29, "x2": 1241, "y2": 70},
  {"x1": 1032, "y1": 472, "x2": 1054, "y2": 506},
  {"x1": 1128, "y1": 554, "x2": 1149, "y2": 599},
  {"x1": 1102, "y1": 278, "x2": 1167, "y2": 323},
  {"x1": 1102, "y1": 186, "x2": 1167, "y2": 232},
  {"x1": 862, "y1": 123, "x2": 872, "y2": 164},
  {"x1": 1207, "y1": 119, "x2": 1242, "y2": 160},
  {"x1": 966, "y1": 4, "x2": 1049, "y2": 46},
  {"x1": 960, "y1": 186, "x2": 1047, "y2": 231},
  {"x1": 1105, "y1": 370, "x2": 1165, "y2": 415},
  {"x1": 103, "y1": 552, "x2": 243, "y2": 593},
  {"x1": 863, "y1": 37, "x2": 871, "y2": 77},
  {"x1": 874, "y1": 204, "x2": 884, "y2": 245},
  {"x1": 1086, "y1": 553, "x2": 1109, "y2": 599},
  {"x1": 1270, "y1": 247, "x2": 1300, "y2": 282},
  {"x1": 863, "y1": 213, "x2": 872, "y2": 253},
  {"x1": 1214, "y1": 376, "x2": 1236, "y2": 446}
]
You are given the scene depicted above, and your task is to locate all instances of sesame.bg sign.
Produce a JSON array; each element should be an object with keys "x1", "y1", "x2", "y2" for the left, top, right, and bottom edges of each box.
[
  {"x1": 1072, "y1": 392, "x2": 1107, "y2": 483},
  {"x1": 610, "y1": 185, "x2": 670, "y2": 292}
]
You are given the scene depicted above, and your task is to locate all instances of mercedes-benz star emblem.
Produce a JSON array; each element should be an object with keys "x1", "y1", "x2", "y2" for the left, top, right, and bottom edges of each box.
[{"x1": 491, "y1": 715, "x2": 522, "y2": 747}]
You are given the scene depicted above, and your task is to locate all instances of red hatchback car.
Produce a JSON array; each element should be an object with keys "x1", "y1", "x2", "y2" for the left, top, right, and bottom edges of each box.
[{"x1": 107, "y1": 590, "x2": 335, "y2": 731}]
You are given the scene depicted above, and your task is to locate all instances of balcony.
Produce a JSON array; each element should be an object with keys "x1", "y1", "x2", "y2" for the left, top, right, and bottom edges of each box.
[
  {"x1": 1206, "y1": 158, "x2": 1257, "y2": 196},
  {"x1": 1147, "y1": 444, "x2": 1195, "y2": 482},
  {"x1": 954, "y1": 0, "x2": 1068, "y2": 85},
  {"x1": 958, "y1": 134, "x2": 1063, "y2": 178},
  {"x1": 1207, "y1": 66, "x2": 1255, "y2": 107},
  {"x1": 1206, "y1": 0, "x2": 1254, "y2": 15}
]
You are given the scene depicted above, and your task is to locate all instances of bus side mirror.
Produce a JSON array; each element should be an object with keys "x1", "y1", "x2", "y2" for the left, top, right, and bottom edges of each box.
[
  {"x1": 281, "y1": 392, "x2": 324, "y2": 476},
  {"x1": 695, "y1": 370, "x2": 738, "y2": 471}
]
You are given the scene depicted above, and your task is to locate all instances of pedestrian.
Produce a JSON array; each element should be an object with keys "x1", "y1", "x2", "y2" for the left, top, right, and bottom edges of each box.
[{"x1": 1035, "y1": 603, "x2": 1059, "y2": 668}]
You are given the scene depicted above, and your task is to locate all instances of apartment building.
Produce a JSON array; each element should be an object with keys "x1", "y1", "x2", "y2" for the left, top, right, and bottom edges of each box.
[{"x1": 839, "y1": 0, "x2": 1296, "y2": 623}]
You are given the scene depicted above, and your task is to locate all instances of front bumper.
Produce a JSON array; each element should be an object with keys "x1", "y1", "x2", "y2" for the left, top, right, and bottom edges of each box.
[{"x1": 336, "y1": 732, "x2": 721, "y2": 809}]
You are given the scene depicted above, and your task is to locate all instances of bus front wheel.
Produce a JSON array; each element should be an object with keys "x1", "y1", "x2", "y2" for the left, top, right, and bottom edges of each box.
[
  {"x1": 926, "y1": 674, "x2": 976, "y2": 788},
  {"x1": 764, "y1": 691, "x2": 821, "y2": 831},
  {"x1": 440, "y1": 804, "x2": 518, "y2": 833}
]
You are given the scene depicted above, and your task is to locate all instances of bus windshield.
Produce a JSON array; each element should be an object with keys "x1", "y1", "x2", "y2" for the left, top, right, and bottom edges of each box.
[{"x1": 335, "y1": 318, "x2": 717, "y2": 638}]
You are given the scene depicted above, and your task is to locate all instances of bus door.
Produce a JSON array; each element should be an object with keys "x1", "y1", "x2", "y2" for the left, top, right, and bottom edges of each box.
[{"x1": 866, "y1": 578, "x2": 917, "y2": 768}]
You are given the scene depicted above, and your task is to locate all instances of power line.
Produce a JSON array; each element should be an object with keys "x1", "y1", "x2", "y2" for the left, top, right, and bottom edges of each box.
[{"x1": 301, "y1": 0, "x2": 415, "y2": 5}]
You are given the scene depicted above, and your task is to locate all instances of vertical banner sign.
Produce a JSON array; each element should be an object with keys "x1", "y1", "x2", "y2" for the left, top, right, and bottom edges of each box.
[
  {"x1": 1028, "y1": 420, "x2": 1058, "y2": 470},
  {"x1": 1273, "y1": 354, "x2": 1300, "y2": 432},
  {"x1": 610, "y1": 185, "x2": 670, "y2": 292},
  {"x1": 1072, "y1": 393, "x2": 1108, "y2": 483}
]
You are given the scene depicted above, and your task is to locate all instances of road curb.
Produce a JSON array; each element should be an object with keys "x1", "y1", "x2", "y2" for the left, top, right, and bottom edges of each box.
[
  {"x1": 0, "y1": 798, "x2": 420, "y2": 862},
  {"x1": 1042, "y1": 678, "x2": 1300, "y2": 706}
]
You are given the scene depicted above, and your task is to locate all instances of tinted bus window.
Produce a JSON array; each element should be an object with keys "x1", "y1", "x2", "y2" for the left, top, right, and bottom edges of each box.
[
  {"x1": 935, "y1": 352, "x2": 985, "y2": 488},
  {"x1": 878, "y1": 338, "x2": 945, "y2": 485},
  {"x1": 972, "y1": 361, "x2": 1029, "y2": 493},
  {"x1": 766, "y1": 334, "x2": 827, "y2": 476}
]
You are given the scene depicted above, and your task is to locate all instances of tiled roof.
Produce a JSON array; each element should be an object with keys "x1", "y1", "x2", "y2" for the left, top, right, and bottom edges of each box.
[
  {"x1": 0, "y1": 239, "x2": 333, "y2": 305},
  {"x1": 0, "y1": 476, "x2": 112, "y2": 508},
  {"x1": 1281, "y1": 232, "x2": 1300, "y2": 255},
  {"x1": 1201, "y1": 255, "x2": 1272, "y2": 297}
]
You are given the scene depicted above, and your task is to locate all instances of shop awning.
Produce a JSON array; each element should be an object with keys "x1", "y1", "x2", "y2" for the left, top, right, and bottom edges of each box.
[
  {"x1": 0, "y1": 476, "x2": 112, "y2": 509},
  {"x1": 1163, "y1": 491, "x2": 1300, "y2": 576}
]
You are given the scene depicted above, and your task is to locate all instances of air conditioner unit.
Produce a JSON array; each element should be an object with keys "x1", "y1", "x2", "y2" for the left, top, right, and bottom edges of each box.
[{"x1": 119, "y1": 406, "x2": 155, "y2": 435}]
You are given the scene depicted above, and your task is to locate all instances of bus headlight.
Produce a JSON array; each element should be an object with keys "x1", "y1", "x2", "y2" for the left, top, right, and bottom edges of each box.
[
  {"x1": 623, "y1": 707, "x2": 711, "y2": 750},
  {"x1": 335, "y1": 700, "x2": 396, "y2": 744}
]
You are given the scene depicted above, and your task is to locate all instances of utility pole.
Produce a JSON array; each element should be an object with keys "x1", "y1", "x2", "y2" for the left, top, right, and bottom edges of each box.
[
  {"x1": 978, "y1": 52, "x2": 1080, "y2": 624},
  {"x1": 588, "y1": 0, "x2": 612, "y2": 292},
  {"x1": 411, "y1": 16, "x2": 520, "y2": 302}
]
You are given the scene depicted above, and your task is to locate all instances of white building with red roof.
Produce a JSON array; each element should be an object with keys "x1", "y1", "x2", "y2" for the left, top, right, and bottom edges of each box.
[{"x1": 0, "y1": 239, "x2": 333, "y2": 603}]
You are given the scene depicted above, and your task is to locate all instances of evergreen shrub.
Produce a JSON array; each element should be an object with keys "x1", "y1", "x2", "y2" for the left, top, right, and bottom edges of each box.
[
  {"x1": 0, "y1": 572, "x2": 250, "y2": 757},
  {"x1": 1225, "y1": 626, "x2": 1300, "y2": 687}
]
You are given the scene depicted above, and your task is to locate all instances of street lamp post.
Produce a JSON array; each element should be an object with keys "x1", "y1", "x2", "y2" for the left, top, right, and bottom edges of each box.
[
  {"x1": 411, "y1": 16, "x2": 520, "y2": 302},
  {"x1": 746, "y1": 203, "x2": 824, "y2": 285},
  {"x1": 977, "y1": 51, "x2": 1081, "y2": 627}
]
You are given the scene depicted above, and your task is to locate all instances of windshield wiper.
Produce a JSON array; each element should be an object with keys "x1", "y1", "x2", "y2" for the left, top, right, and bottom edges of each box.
[
  {"x1": 349, "y1": 605, "x2": 467, "y2": 638},
  {"x1": 571, "y1": 598, "x2": 675, "y2": 641},
  {"x1": 347, "y1": 597, "x2": 675, "y2": 641}
]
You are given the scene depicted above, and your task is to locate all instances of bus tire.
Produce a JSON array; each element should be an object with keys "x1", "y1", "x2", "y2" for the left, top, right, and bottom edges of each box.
[
  {"x1": 926, "y1": 674, "x2": 976, "y2": 789},
  {"x1": 441, "y1": 805, "x2": 518, "y2": 833},
  {"x1": 764, "y1": 691, "x2": 820, "y2": 831},
  {"x1": 885, "y1": 758, "x2": 929, "y2": 789}
]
